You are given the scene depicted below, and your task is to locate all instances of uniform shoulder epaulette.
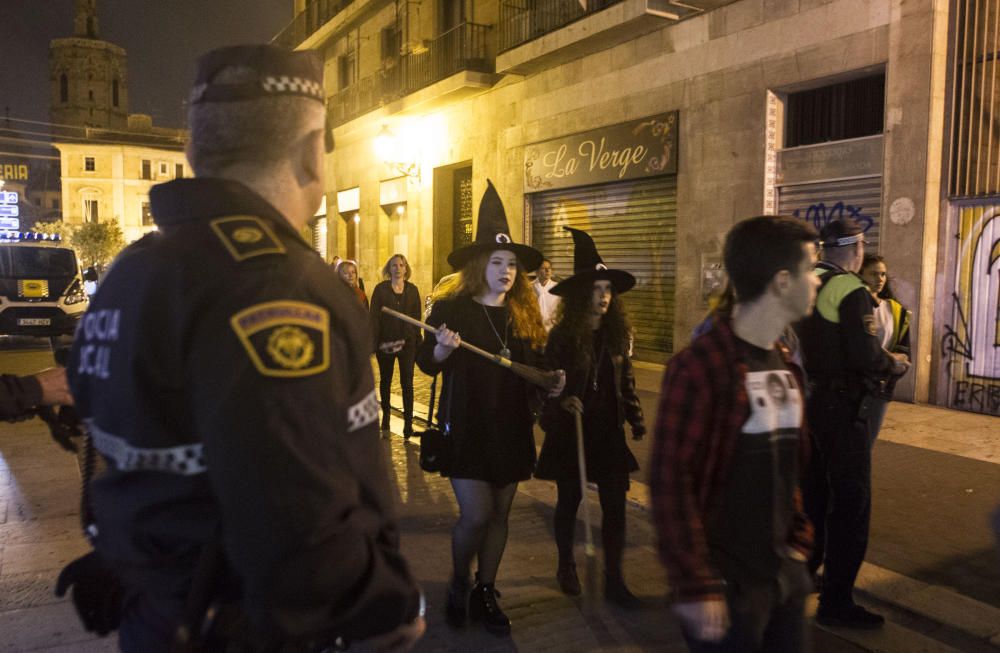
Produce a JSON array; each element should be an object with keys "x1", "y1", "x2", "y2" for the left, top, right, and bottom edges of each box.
[
  {"x1": 816, "y1": 272, "x2": 866, "y2": 323},
  {"x1": 209, "y1": 215, "x2": 286, "y2": 262}
]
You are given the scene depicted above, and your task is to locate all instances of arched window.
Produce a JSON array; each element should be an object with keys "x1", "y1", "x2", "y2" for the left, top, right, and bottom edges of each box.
[
  {"x1": 60, "y1": 74, "x2": 68, "y2": 103},
  {"x1": 112, "y1": 79, "x2": 119, "y2": 107}
]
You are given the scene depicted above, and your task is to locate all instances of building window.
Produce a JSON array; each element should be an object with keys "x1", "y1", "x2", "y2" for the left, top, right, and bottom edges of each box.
[
  {"x1": 159, "y1": 162, "x2": 168, "y2": 176},
  {"x1": 381, "y1": 25, "x2": 401, "y2": 62},
  {"x1": 84, "y1": 156, "x2": 95, "y2": 172},
  {"x1": 141, "y1": 201, "x2": 153, "y2": 226},
  {"x1": 60, "y1": 74, "x2": 68, "y2": 103},
  {"x1": 88, "y1": 89, "x2": 94, "y2": 102},
  {"x1": 338, "y1": 51, "x2": 356, "y2": 90},
  {"x1": 141, "y1": 159, "x2": 151, "y2": 180},
  {"x1": 785, "y1": 74, "x2": 885, "y2": 148},
  {"x1": 52, "y1": 198, "x2": 60, "y2": 210},
  {"x1": 84, "y1": 199, "x2": 99, "y2": 223},
  {"x1": 175, "y1": 163, "x2": 184, "y2": 178},
  {"x1": 112, "y1": 79, "x2": 119, "y2": 107}
]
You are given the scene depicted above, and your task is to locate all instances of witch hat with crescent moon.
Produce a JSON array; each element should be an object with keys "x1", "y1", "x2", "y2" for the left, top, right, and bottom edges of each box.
[
  {"x1": 447, "y1": 179, "x2": 543, "y2": 271},
  {"x1": 550, "y1": 227, "x2": 636, "y2": 297}
]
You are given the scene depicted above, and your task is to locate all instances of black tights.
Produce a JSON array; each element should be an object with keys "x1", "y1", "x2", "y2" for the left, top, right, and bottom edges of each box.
[
  {"x1": 554, "y1": 475, "x2": 627, "y2": 578},
  {"x1": 450, "y1": 479, "x2": 518, "y2": 585},
  {"x1": 375, "y1": 346, "x2": 415, "y2": 426}
]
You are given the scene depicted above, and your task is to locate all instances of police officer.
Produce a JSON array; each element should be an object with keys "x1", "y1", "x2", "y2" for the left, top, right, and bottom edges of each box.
[
  {"x1": 797, "y1": 218, "x2": 909, "y2": 629},
  {"x1": 61, "y1": 45, "x2": 424, "y2": 652},
  {"x1": 1, "y1": 368, "x2": 72, "y2": 421}
]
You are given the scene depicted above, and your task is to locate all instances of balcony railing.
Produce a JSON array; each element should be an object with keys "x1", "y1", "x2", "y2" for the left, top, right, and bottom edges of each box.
[
  {"x1": 328, "y1": 22, "x2": 493, "y2": 127},
  {"x1": 273, "y1": 0, "x2": 354, "y2": 50},
  {"x1": 498, "y1": 0, "x2": 623, "y2": 53}
]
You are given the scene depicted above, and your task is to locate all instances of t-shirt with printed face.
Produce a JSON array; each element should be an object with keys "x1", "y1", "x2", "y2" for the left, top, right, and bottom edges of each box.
[{"x1": 706, "y1": 338, "x2": 803, "y2": 583}]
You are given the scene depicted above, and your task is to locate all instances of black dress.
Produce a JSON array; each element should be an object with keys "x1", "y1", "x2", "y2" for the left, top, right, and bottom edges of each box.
[{"x1": 416, "y1": 295, "x2": 545, "y2": 485}]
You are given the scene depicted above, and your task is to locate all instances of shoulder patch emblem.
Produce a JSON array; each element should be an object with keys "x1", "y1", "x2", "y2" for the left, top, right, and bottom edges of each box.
[
  {"x1": 230, "y1": 301, "x2": 329, "y2": 377},
  {"x1": 862, "y1": 314, "x2": 878, "y2": 337},
  {"x1": 210, "y1": 215, "x2": 286, "y2": 261}
]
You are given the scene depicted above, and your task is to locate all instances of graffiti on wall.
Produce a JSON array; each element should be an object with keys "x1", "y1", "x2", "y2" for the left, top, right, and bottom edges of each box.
[
  {"x1": 791, "y1": 202, "x2": 875, "y2": 234},
  {"x1": 940, "y1": 206, "x2": 1000, "y2": 415}
]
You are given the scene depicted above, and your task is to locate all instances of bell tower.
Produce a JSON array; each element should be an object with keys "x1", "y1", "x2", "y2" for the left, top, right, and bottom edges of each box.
[
  {"x1": 49, "y1": 0, "x2": 129, "y2": 129},
  {"x1": 73, "y1": 0, "x2": 99, "y2": 39}
]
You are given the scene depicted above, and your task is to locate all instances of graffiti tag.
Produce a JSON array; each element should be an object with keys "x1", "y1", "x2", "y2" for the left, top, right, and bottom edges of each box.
[
  {"x1": 950, "y1": 380, "x2": 1000, "y2": 415},
  {"x1": 940, "y1": 292, "x2": 973, "y2": 376},
  {"x1": 792, "y1": 202, "x2": 875, "y2": 233}
]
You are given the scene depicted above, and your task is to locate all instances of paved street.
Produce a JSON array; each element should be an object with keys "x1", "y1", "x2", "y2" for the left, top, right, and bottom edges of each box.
[{"x1": 1, "y1": 340, "x2": 997, "y2": 651}]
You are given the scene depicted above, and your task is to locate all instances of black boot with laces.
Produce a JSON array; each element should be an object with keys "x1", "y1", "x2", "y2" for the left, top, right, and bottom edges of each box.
[{"x1": 468, "y1": 582, "x2": 511, "y2": 636}]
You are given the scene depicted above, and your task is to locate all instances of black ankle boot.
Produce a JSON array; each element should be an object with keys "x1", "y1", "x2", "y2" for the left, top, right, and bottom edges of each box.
[
  {"x1": 468, "y1": 582, "x2": 511, "y2": 636},
  {"x1": 556, "y1": 560, "x2": 581, "y2": 596},
  {"x1": 380, "y1": 413, "x2": 390, "y2": 434},
  {"x1": 605, "y1": 573, "x2": 640, "y2": 610},
  {"x1": 403, "y1": 422, "x2": 413, "y2": 439},
  {"x1": 445, "y1": 576, "x2": 470, "y2": 628}
]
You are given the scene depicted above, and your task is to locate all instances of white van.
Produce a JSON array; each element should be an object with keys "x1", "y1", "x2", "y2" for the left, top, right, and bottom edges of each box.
[{"x1": 0, "y1": 232, "x2": 88, "y2": 337}]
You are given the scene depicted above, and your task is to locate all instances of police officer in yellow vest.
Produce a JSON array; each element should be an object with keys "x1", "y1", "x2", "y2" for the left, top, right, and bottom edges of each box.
[
  {"x1": 796, "y1": 218, "x2": 909, "y2": 630},
  {"x1": 61, "y1": 45, "x2": 424, "y2": 652}
]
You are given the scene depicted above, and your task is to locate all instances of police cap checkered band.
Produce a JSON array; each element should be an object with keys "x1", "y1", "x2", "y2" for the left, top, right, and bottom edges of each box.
[
  {"x1": 819, "y1": 218, "x2": 865, "y2": 247},
  {"x1": 191, "y1": 44, "x2": 324, "y2": 104}
]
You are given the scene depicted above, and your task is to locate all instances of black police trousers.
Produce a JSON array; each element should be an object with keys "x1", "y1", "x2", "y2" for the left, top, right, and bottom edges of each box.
[{"x1": 803, "y1": 388, "x2": 873, "y2": 609}]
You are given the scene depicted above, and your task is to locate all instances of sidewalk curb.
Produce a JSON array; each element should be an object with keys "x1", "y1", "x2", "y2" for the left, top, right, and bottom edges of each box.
[{"x1": 388, "y1": 392, "x2": 1000, "y2": 651}]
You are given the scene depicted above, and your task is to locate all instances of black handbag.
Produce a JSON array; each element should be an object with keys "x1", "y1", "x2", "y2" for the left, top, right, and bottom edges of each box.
[{"x1": 419, "y1": 374, "x2": 454, "y2": 474}]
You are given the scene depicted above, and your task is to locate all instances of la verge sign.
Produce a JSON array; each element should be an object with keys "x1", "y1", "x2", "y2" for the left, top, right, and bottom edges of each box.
[{"x1": 524, "y1": 112, "x2": 678, "y2": 192}]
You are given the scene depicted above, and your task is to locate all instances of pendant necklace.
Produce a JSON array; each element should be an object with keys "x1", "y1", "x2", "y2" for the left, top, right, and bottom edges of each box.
[
  {"x1": 482, "y1": 304, "x2": 511, "y2": 359},
  {"x1": 591, "y1": 333, "x2": 607, "y2": 391}
]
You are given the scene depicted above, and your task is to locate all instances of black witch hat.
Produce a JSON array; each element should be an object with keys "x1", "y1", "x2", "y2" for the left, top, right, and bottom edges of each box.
[
  {"x1": 447, "y1": 179, "x2": 543, "y2": 271},
  {"x1": 550, "y1": 227, "x2": 636, "y2": 297}
]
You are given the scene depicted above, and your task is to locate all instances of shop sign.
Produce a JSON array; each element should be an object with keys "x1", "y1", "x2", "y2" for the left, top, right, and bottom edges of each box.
[
  {"x1": 524, "y1": 111, "x2": 678, "y2": 192},
  {"x1": 0, "y1": 161, "x2": 29, "y2": 182},
  {"x1": 776, "y1": 135, "x2": 883, "y2": 185}
]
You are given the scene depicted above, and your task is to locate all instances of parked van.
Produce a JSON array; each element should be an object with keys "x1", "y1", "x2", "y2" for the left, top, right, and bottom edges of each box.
[{"x1": 0, "y1": 232, "x2": 88, "y2": 337}]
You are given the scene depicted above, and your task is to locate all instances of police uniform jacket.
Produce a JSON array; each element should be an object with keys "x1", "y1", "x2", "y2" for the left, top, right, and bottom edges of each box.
[
  {"x1": 796, "y1": 261, "x2": 892, "y2": 385},
  {"x1": 67, "y1": 177, "x2": 421, "y2": 645}
]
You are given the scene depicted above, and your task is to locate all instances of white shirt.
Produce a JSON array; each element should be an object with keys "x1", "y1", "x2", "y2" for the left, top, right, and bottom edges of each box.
[
  {"x1": 533, "y1": 278, "x2": 561, "y2": 331},
  {"x1": 873, "y1": 299, "x2": 894, "y2": 349}
]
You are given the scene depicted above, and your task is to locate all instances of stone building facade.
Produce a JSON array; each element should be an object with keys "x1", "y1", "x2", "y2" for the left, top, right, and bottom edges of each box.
[{"x1": 279, "y1": 0, "x2": 964, "y2": 409}]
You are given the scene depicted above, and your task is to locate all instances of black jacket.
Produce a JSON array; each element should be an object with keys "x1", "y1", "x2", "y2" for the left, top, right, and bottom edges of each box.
[
  {"x1": 67, "y1": 178, "x2": 420, "y2": 646},
  {"x1": 536, "y1": 324, "x2": 645, "y2": 481},
  {"x1": 369, "y1": 280, "x2": 421, "y2": 350}
]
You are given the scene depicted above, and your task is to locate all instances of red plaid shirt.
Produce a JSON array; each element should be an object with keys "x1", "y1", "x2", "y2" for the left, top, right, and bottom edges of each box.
[{"x1": 650, "y1": 317, "x2": 813, "y2": 601}]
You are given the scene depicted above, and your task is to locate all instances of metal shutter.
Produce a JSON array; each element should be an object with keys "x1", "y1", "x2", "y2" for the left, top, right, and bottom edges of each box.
[
  {"x1": 776, "y1": 177, "x2": 882, "y2": 251},
  {"x1": 530, "y1": 175, "x2": 677, "y2": 358}
]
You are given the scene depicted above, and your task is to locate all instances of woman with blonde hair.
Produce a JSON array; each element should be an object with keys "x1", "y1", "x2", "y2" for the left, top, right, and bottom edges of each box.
[
  {"x1": 417, "y1": 180, "x2": 564, "y2": 637},
  {"x1": 370, "y1": 253, "x2": 421, "y2": 437}
]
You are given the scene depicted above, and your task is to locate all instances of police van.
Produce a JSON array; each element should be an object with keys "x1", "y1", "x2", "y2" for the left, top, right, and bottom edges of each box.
[{"x1": 0, "y1": 232, "x2": 88, "y2": 337}]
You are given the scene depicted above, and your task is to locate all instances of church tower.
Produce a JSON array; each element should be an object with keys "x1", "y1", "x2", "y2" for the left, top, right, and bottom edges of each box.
[{"x1": 49, "y1": 0, "x2": 129, "y2": 130}]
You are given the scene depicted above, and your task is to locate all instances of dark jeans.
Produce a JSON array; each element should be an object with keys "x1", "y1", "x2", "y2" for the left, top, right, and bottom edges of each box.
[
  {"x1": 803, "y1": 389, "x2": 873, "y2": 609},
  {"x1": 375, "y1": 344, "x2": 415, "y2": 428},
  {"x1": 118, "y1": 592, "x2": 182, "y2": 653},
  {"x1": 681, "y1": 561, "x2": 810, "y2": 653},
  {"x1": 554, "y1": 474, "x2": 628, "y2": 578}
]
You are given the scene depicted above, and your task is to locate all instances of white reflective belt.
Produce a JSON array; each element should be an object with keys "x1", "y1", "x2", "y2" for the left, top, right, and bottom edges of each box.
[
  {"x1": 85, "y1": 419, "x2": 207, "y2": 476},
  {"x1": 347, "y1": 389, "x2": 379, "y2": 433}
]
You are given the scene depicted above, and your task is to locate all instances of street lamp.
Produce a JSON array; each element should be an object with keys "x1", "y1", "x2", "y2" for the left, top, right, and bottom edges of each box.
[{"x1": 374, "y1": 125, "x2": 420, "y2": 180}]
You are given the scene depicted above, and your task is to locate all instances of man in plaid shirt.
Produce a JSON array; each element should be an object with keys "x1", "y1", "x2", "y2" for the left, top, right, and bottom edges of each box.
[{"x1": 651, "y1": 216, "x2": 819, "y2": 652}]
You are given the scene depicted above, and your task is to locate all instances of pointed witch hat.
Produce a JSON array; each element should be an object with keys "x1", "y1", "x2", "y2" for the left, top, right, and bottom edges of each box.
[
  {"x1": 550, "y1": 227, "x2": 636, "y2": 297},
  {"x1": 447, "y1": 179, "x2": 543, "y2": 271}
]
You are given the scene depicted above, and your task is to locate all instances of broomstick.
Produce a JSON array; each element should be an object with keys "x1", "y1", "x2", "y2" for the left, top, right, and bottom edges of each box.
[
  {"x1": 573, "y1": 406, "x2": 599, "y2": 597},
  {"x1": 381, "y1": 307, "x2": 561, "y2": 391}
]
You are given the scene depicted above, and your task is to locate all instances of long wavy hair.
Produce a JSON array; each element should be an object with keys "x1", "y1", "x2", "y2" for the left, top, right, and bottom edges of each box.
[
  {"x1": 551, "y1": 283, "x2": 632, "y2": 373},
  {"x1": 448, "y1": 250, "x2": 547, "y2": 350}
]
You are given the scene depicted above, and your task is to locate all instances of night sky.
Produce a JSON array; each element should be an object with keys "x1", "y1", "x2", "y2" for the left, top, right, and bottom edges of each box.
[{"x1": 0, "y1": 0, "x2": 293, "y2": 130}]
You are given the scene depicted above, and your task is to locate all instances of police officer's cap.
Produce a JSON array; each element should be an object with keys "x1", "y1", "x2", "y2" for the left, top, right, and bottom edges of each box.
[
  {"x1": 819, "y1": 218, "x2": 865, "y2": 248},
  {"x1": 191, "y1": 45, "x2": 324, "y2": 105}
]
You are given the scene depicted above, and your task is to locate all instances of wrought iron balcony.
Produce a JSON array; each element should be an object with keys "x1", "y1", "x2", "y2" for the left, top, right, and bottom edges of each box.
[
  {"x1": 328, "y1": 22, "x2": 494, "y2": 127},
  {"x1": 498, "y1": 0, "x2": 623, "y2": 53},
  {"x1": 273, "y1": 0, "x2": 354, "y2": 50}
]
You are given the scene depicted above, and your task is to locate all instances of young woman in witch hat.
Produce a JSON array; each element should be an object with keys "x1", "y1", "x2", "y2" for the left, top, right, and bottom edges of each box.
[
  {"x1": 536, "y1": 226, "x2": 646, "y2": 608},
  {"x1": 416, "y1": 179, "x2": 565, "y2": 636}
]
